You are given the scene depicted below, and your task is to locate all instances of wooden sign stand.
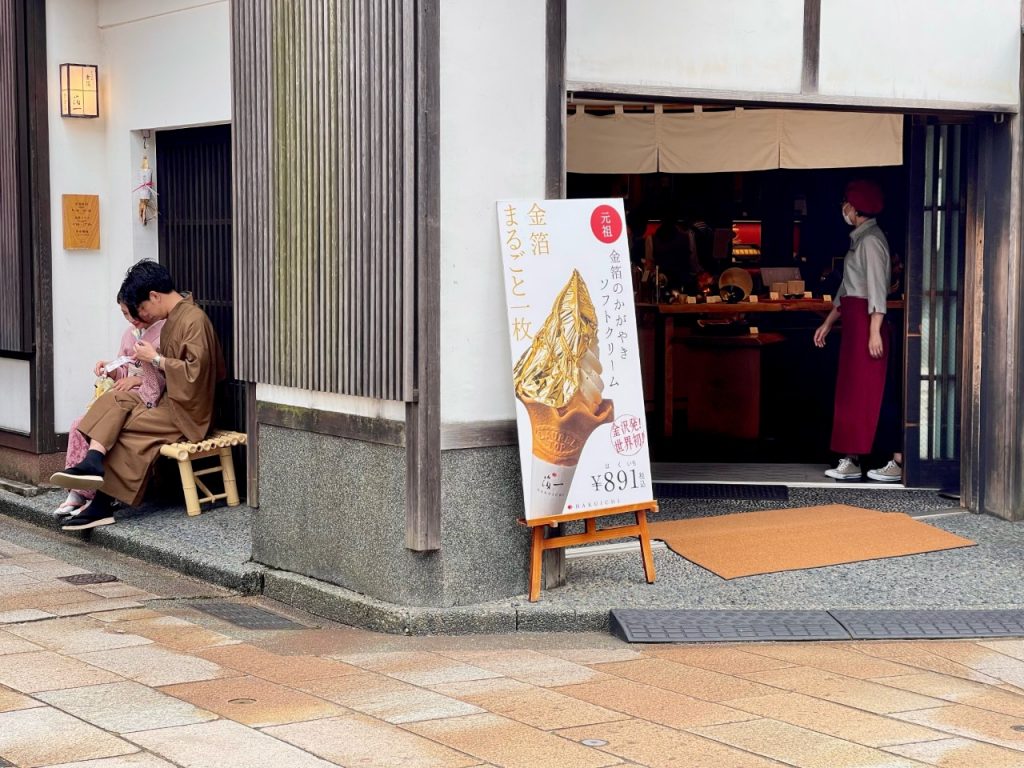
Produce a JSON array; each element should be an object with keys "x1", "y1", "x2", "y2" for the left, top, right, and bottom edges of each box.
[{"x1": 519, "y1": 500, "x2": 659, "y2": 602}]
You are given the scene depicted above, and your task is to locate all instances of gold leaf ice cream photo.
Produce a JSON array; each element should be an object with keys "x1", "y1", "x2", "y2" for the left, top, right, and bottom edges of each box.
[{"x1": 513, "y1": 269, "x2": 614, "y2": 517}]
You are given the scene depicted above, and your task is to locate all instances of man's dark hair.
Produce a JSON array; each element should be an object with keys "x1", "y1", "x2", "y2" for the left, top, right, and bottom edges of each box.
[{"x1": 119, "y1": 260, "x2": 176, "y2": 318}]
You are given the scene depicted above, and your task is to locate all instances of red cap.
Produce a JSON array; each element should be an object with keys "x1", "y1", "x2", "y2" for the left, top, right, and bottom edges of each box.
[{"x1": 845, "y1": 180, "x2": 884, "y2": 215}]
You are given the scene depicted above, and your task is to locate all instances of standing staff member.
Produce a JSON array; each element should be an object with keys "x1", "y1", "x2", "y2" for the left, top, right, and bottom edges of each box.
[{"x1": 814, "y1": 180, "x2": 901, "y2": 482}]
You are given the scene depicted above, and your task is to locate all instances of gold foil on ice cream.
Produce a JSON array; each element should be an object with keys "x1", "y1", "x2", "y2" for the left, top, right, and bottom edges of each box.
[{"x1": 514, "y1": 270, "x2": 614, "y2": 466}]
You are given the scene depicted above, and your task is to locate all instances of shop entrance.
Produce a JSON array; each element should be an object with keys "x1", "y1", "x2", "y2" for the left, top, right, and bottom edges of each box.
[{"x1": 566, "y1": 102, "x2": 971, "y2": 490}]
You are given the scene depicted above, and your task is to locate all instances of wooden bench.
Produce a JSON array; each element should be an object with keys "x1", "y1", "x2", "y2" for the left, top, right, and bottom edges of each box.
[{"x1": 159, "y1": 430, "x2": 247, "y2": 516}]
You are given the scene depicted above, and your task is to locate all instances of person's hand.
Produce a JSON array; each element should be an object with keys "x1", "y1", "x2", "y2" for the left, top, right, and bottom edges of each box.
[
  {"x1": 868, "y1": 330, "x2": 884, "y2": 358},
  {"x1": 112, "y1": 375, "x2": 142, "y2": 392},
  {"x1": 813, "y1": 322, "x2": 832, "y2": 348},
  {"x1": 134, "y1": 340, "x2": 157, "y2": 363},
  {"x1": 93, "y1": 360, "x2": 108, "y2": 377}
]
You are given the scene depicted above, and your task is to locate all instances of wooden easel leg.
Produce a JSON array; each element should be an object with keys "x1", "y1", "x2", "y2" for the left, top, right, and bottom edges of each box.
[
  {"x1": 219, "y1": 447, "x2": 240, "y2": 506},
  {"x1": 635, "y1": 509, "x2": 656, "y2": 583},
  {"x1": 176, "y1": 459, "x2": 202, "y2": 517},
  {"x1": 529, "y1": 526, "x2": 545, "y2": 602}
]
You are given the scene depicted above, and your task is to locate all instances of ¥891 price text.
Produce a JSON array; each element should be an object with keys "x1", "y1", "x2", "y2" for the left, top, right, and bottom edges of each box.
[{"x1": 589, "y1": 469, "x2": 646, "y2": 493}]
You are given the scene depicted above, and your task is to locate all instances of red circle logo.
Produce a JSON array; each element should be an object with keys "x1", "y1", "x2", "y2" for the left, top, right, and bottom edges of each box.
[{"x1": 590, "y1": 205, "x2": 622, "y2": 244}]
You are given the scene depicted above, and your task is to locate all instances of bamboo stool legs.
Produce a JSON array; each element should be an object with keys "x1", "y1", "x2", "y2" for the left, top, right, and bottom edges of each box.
[
  {"x1": 175, "y1": 454, "x2": 202, "y2": 517},
  {"x1": 218, "y1": 446, "x2": 240, "y2": 507},
  {"x1": 159, "y1": 430, "x2": 247, "y2": 516}
]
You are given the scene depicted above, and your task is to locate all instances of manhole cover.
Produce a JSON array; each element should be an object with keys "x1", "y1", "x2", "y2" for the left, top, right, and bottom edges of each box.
[
  {"x1": 831, "y1": 609, "x2": 1024, "y2": 640},
  {"x1": 190, "y1": 602, "x2": 304, "y2": 630},
  {"x1": 57, "y1": 573, "x2": 119, "y2": 586},
  {"x1": 652, "y1": 483, "x2": 788, "y2": 501},
  {"x1": 610, "y1": 609, "x2": 848, "y2": 643}
]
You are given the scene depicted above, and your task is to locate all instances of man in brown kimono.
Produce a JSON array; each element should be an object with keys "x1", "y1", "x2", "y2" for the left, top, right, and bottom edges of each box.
[{"x1": 51, "y1": 260, "x2": 225, "y2": 530}]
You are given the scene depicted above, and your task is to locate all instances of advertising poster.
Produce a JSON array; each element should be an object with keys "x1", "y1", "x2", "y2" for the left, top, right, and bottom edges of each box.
[{"x1": 497, "y1": 198, "x2": 654, "y2": 521}]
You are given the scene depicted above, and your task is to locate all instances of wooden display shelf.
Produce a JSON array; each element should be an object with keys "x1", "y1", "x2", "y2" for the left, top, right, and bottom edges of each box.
[{"x1": 519, "y1": 501, "x2": 659, "y2": 602}]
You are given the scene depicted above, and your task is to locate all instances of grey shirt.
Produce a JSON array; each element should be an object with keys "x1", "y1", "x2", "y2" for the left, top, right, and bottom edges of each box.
[{"x1": 835, "y1": 218, "x2": 891, "y2": 315}]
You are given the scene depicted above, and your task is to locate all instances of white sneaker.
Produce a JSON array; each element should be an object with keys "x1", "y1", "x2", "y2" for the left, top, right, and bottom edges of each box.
[
  {"x1": 825, "y1": 457, "x2": 861, "y2": 480},
  {"x1": 867, "y1": 460, "x2": 902, "y2": 482}
]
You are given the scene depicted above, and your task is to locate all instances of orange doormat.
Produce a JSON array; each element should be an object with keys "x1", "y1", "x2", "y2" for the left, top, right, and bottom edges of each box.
[{"x1": 648, "y1": 504, "x2": 975, "y2": 579}]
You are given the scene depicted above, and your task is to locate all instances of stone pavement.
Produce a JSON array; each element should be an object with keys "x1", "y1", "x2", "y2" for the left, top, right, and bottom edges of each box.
[{"x1": 4, "y1": 521, "x2": 1024, "y2": 766}]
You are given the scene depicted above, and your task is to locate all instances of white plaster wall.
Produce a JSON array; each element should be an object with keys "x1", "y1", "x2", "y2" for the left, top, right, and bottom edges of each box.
[
  {"x1": 0, "y1": 360, "x2": 31, "y2": 433},
  {"x1": 439, "y1": 0, "x2": 548, "y2": 423},
  {"x1": 819, "y1": 0, "x2": 1020, "y2": 107},
  {"x1": 567, "y1": 0, "x2": 805, "y2": 94},
  {"x1": 46, "y1": 0, "x2": 231, "y2": 432},
  {"x1": 257, "y1": 386, "x2": 406, "y2": 422}
]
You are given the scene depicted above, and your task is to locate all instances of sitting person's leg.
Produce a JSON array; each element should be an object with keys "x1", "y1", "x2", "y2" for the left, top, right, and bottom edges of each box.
[
  {"x1": 50, "y1": 391, "x2": 144, "y2": 489},
  {"x1": 60, "y1": 400, "x2": 184, "y2": 531},
  {"x1": 54, "y1": 416, "x2": 93, "y2": 515}
]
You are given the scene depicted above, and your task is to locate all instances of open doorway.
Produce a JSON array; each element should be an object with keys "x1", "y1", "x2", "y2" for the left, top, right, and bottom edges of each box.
[
  {"x1": 566, "y1": 102, "x2": 970, "y2": 491},
  {"x1": 155, "y1": 124, "x2": 247, "y2": 493}
]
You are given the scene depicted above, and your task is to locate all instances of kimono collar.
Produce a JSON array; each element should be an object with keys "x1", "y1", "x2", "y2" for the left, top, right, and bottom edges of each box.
[{"x1": 849, "y1": 218, "x2": 879, "y2": 245}]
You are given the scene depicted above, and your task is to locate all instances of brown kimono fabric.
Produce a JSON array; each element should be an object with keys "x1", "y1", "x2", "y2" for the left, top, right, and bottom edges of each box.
[
  {"x1": 77, "y1": 295, "x2": 225, "y2": 506},
  {"x1": 830, "y1": 296, "x2": 889, "y2": 456}
]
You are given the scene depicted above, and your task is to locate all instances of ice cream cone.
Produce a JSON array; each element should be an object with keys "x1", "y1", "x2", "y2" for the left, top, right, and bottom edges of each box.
[{"x1": 513, "y1": 270, "x2": 614, "y2": 518}]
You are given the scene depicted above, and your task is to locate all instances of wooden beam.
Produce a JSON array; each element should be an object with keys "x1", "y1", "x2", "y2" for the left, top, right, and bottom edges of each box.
[{"x1": 801, "y1": 0, "x2": 821, "y2": 94}]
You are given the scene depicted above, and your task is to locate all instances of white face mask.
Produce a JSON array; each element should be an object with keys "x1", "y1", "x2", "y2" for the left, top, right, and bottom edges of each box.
[{"x1": 842, "y1": 204, "x2": 855, "y2": 226}]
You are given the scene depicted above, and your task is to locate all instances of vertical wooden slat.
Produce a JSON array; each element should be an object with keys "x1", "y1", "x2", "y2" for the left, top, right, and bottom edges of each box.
[
  {"x1": 233, "y1": 0, "x2": 414, "y2": 400},
  {"x1": 0, "y1": 0, "x2": 26, "y2": 352}
]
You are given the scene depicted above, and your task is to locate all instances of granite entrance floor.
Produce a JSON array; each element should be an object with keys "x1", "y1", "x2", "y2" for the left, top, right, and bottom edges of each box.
[{"x1": 4, "y1": 526, "x2": 1024, "y2": 765}]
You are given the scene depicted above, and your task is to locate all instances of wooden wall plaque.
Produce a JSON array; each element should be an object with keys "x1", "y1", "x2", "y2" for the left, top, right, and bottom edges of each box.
[{"x1": 62, "y1": 194, "x2": 100, "y2": 249}]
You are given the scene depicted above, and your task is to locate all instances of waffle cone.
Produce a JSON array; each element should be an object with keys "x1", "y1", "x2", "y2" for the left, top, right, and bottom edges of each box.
[{"x1": 522, "y1": 393, "x2": 614, "y2": 466}]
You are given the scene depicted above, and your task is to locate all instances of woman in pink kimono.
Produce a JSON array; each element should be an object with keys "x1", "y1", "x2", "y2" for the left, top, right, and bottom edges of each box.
[{"x1": 54, "y1": 301, "x2": 166, "y2": 516}]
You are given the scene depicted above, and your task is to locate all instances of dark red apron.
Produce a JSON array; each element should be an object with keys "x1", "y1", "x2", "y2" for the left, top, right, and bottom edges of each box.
[{"x1": 830, "y1": 296, "x2": 889, "y2": 455}]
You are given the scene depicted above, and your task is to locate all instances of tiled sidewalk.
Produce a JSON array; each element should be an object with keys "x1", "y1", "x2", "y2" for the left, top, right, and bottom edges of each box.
[{"x1": 5, "y1": 536, "x2": 1024, "y2": 766}]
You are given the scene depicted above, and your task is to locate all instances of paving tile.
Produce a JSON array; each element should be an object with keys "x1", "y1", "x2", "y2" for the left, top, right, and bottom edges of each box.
[
  {"x1": 727, "y1": 691, "x2": 945, "y2": 747},
  {"x1": 197, "y1": 643, "x2": 357, "y2": 683},
  {"x1": 0, "y1": 685, "x2": 43, "y2": 712},
  {"x1": 0, "y1": 609, "x2": 53, "y2": 623},
  {"x1": 334, "y1": 651, "x2": 502, "y2": 686},
  {"x1": 112, "y1": 616, "x2": 240, "y2": 652},
  {"x1": 595, "y1": 657, "x2": 780, "y2": 702},
  {"x1": 979, "y1": 639, "x2": 1024, "y2": 662},
  {"x1": 0, "y1": 706, "x2": 137, "y2": 766},
  {"x1": 745, "y1": 665, "x2": 947, "y2": 714},
  {"x1": 909, "y1": 642, "x2": 1024, "y2": 688},
  {"x1": 51, "y1": 598, "x2": 146, "y2": 617},
  {"x1": 127, "y1": 719, "x2": 337, "y2": 768},
  {"x1": 643, "y1": 644, "x2": 797, "y2": 675},
  {"x1": 435, "y1": 677, "x2": 626, "y2": 730},
  {"x1": 438, "y1": 649, "x2": 611, "y2": 687},
  {"x1": 267, "y1": 713, "x2": 484, "y2": 767},
  {"x1": 37, "y1": 680, "x2": 217, "y2": 733},
  {"x1": 886, "y1": 736, "x2": 1024, "y2": 767},
  {"x1": 161, "y1": 675, "x2": 348, "y2": 727},
  {"x1": 0, "y1": 573, "x2": 43, "y2": 589},
  {"x1": 874, "y1": 671, "x2": 1024, "y2": 718},
  {"x1": 298, "y1": 670, "x2": 483, "y2": 723},
  {"x1": 0, "y1": 651, "x2": 122, "y2": 692},
  {"x1": 41, "y1": 753, "x2": 179, "y2": 768},
  {"x1": 90, "y1": 608, "x2": 166, "y2": 623},
  {"x1": 0, "y1": 564, "x2": 29, "y2": 575},
  {"x1": 541, "y1": 648, "x2": 644, "y2": 665},
  {"x1": 556, "y1": 718, "x2": 789, "y2": 767},
  {"x1": 692, "y1": 717, "x2": 925, "y2": 767},
  {"x1": 74, "y1": 644, "x2": 238, "y2": 687},
  {"x1": 16, "y1": 562, "x2": 92, "y2": 578},
  {"x1": 403, "y1": 712, "x2": 621, "y2": 768},
  {"x1": 854, "y1": 642, "x2": 1004, "y2": 685},
  {"x1": 0, "y1": 629, "x2": 44, "y2": 655},
  {"x1": 553, "y1": 677, "x2": 754, "y2": 730},
  {"x1": 81, "y1": 583, "x2": 159, "y2": 599},
  {"x1": 741, "y1": 642, "x2": 918, "y2": 679},
  {"x1": 6, "y1": 616, "x2": 153, "y2": 654},
  {"x1": 0, "y1": 588, "x2": 98, "y2": 612},
  {"x1": 895, "y1": 703, "x2": 1024, "y2": 752}
]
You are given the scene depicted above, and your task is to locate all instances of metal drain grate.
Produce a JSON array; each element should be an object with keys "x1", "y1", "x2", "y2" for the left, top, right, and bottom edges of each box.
[
  {"x1": 0, "y1": 756, "x2": 14, "y2": 767},
  {"x1": 57, "y1": 573, "x2": 119, "y2": 586},
  {"x1": 610, "y1": 609, "x2": 848, "y2": 643},
  {"x1": 190, "y1": 602, "x2": 304, "y2": 630},
  {"x1": 831, "y1": 610, "x2": 1024, "y2": 640},
  {"x1": 652, "y1": 483, "x2": 788, "y2": 501}
]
